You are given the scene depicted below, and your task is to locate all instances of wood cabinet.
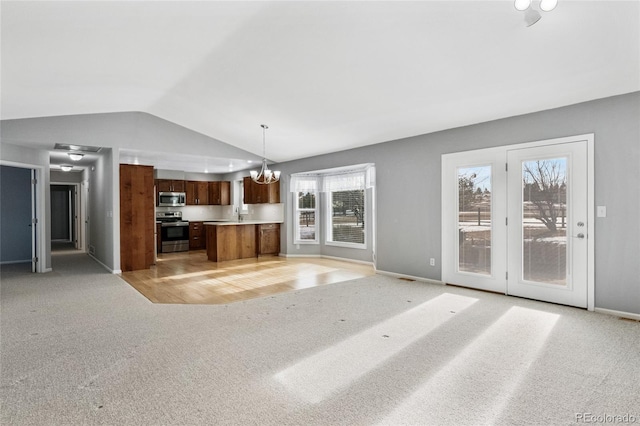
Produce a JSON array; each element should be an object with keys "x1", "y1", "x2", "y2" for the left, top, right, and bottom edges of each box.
[
  {"x1": 189, "y1": 221, "x2": 206, "y2": 250},
  {"x1": 243, "y1": 176, "x2": 280, "y2": 204},
  {"x1": 257, "y1": 223, "x2": 280, "y2": 256},
  {"x1": 209, "y1": 181, "x2": 231, "y2": 205},
  {"x1": 186, "y1": 181, "x2": 210, "y2": 205},
  {"x1": 155, "y1": 179, "x2": 185, "y2": 193},
  {"x1": 120, "y1": 165, "x2": 155, "y2": 272},
  {"x1": 206, "y1": 224, "x2": 257, "y2": 262}
]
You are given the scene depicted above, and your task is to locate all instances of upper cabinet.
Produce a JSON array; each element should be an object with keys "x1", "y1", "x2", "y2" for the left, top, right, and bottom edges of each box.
[
  {"x1": 156, "y1": 179, "x2": 185, "y2": 193},
  {"x1": 186, "y1": 181, "x2": 210, "y2": 205},
  {"x1": 209, "y1": 181, "x2": 230, "y2": 205},
  {"x1": 156, "y1": 178, "x2": 229, "y2": 206},
  {"x1": 243, "y1": 176, "x2": 280, "y2": 204}
]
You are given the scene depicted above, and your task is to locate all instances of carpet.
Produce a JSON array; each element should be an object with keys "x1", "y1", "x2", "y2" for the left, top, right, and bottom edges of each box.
[{"x1": 1, "y1": 253, "x2": 638, "y2": 425}]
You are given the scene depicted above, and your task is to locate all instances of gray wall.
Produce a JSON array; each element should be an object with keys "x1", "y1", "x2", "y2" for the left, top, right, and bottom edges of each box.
[
  {"x1": 275, "y1": 92, "x2": 640, "y2": 314},
  {"x1": 0, "y1": 166, "x2": 32, "y2": 263},
  {"x1": 2, "y1": 96, "x2": 638, "y2": 314}
]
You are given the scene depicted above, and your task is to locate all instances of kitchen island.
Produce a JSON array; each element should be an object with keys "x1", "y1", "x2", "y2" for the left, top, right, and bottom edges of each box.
[{"x1": 204, "y1": 221, "x2": 281, "y2": 262}]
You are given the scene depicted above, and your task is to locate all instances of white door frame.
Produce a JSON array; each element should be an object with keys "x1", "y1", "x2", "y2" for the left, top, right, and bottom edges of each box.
[{"x1": 442, "y1": 134, "x2": 595, "y2": 310}]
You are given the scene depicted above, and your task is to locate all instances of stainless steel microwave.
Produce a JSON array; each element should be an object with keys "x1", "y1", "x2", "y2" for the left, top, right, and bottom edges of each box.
[{"x1": 158, "y1": 192, "x2": 186, "y2": 207}]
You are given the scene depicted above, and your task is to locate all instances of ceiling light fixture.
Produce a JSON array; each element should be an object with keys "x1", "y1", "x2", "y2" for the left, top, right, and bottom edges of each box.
[
  {"x1": 68, "y1": 152, "x2": 84, "y2": 161},
  {"x1": 60, "y1": 165, "x2": 73, "y2": 172},
  {"x1": 516, "y1": 0, "x2": 557, "y2": 26},
  {"x1": 250, "y1": 124, "x2": 280, "y2": 185},
  {"x1": 539, "y1": 0, "x2": 558, "y2": 12},
  {"x1": 514, "y1": 0, "x2": 531, "y2": 11},
  {"x1": 524, "y1": 8, "x2": 542, "y2": 26}
]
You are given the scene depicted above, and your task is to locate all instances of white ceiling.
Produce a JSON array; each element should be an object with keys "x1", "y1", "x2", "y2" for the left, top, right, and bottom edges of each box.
[{"x1": 2, "y1": 1, "x2": 639, "y2": 171}]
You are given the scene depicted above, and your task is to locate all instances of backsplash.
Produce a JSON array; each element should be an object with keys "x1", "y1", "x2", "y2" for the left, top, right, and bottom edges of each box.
[{"x1": 156, "y1": 203, "x2": 284, "y2": 222}]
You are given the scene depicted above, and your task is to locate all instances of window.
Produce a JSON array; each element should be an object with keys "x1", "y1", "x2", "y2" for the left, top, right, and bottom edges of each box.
[
  {"x1": 291, "y1": 176, "x2": 318, "y2": 244},
  {"x1": 324, "y1": 170, "x2": 368, "y2": 248},
  {"x1": 290, "y1": 165, "x2": 374, "y2": 249},
  {"x1": 328, "y1": 189, "x2": 365, "y2": 246}
]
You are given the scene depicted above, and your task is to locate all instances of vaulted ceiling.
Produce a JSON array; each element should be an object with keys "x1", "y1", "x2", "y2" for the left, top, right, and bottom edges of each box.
[{"x1": 2, "y1": 1, "x2": 639, "y2": 168}]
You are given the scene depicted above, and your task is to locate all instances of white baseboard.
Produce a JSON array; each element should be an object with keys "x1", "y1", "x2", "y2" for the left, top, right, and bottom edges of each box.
[
  {"x1": 87, "y1": 253, "x2": 120, "y2": 274},
  {"x1": 375, "y1": 269, "x2": 445, "y2": 285},
  {"x1": 594, "y1": 308, "x2": 640, "y2": 321},
  {"x1": 279, "y1": 253, "x2": 321, "y2": 258},
  {"x1": 279, "y1": 253, "x2": 373, "y2": 267}
]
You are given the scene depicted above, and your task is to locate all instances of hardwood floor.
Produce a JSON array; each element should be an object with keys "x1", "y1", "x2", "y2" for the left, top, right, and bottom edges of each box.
[{"x1": 120, "y1": 251, "x2": 375, "y2": 304}]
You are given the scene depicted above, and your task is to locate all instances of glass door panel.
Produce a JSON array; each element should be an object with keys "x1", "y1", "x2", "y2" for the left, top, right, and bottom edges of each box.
[
  {"x1": 457, "y1": 166, "x2": 492, "y2": 276},
  {"x1": 521, "y1": 158, "x2": 567, "y2": 285}
]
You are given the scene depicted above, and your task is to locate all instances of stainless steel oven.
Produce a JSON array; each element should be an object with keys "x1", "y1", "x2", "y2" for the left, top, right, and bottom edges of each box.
[{"x1": 157, "y1": 211, "x2": 189, "y2": 253}]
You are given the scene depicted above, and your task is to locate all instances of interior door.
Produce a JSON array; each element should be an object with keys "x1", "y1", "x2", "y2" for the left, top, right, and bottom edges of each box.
[{"x1": 507, "y1": 141, "x2": 588, "y2": 308}]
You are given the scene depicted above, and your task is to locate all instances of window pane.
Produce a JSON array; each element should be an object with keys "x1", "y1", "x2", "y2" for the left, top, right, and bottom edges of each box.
[
  {"x1": 522, "y1": 158, "x2": 567, "y2": 285},
  {"x1": 458, "y1": 166, "x2": 492, "y2": 275},
  {"x1": 330, "y1": 190, "x2": 364, "y2": 244},
  {"x1": 298, "y1": 211, "x2": 316, "y2": 240},
  {"x1": 298, "y1": 192, "x2": 316, "y2": 209}
]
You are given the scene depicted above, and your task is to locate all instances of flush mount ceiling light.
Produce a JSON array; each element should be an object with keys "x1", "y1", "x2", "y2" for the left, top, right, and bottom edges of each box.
[
  {"x1": 539, "y1": 0, "x2": 558, "y2": 12},
  {"x1": 515, "y1": 0, "x2": 558, "y2": 26},
  {"x1": 68, "y1": 153, "x2": 84, "y2": 161},
  {"x1": 250, "y1": 124, "x2": 280, "y2": 185},
  {"x1": 524, "y1": 8, "x2": 542, "y2": 26},
  {"x1": 60, "y1": 165, "x2": 73, "y2": 172}
]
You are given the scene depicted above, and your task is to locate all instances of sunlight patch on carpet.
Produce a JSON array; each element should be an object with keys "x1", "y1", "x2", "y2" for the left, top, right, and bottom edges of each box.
[
  {"x1": 378, "y1": 306, "x2": 559, "y2": 425},
  {"x1": 274, "y1": 293, "x2": 478, "y2": 403}
]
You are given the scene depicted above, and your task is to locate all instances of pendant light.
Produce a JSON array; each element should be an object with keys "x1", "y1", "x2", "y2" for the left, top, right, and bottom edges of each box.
[{"x1": 250, "y1": 124, "x2": 280, "y2": 185}]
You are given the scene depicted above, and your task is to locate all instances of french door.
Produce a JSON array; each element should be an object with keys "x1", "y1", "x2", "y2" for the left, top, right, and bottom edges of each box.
[{"x1": 442, "y1": 135, "x2": 593, "y2": 309}]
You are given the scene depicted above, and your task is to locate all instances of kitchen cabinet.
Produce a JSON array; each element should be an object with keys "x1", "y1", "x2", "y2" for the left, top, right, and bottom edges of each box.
[
  {"x1": 186, "y1": 181, "x2": 210, "y2": 205},
  {"x1": 209, "y1": 181, "x2": 231, "y2": 205},
  {"x1": 243, "y1": 176, "x2": 280, "y2": 204},
  {"x1": 189, "y1": 221, "x2": 206, "y2": 250},
  {"x1": 155, "y1": 179, "x2": 185, "y2": 193},
  {"x1": 257, "y1": 223, "x2": 280, "y2": 256},
  {"x1": 120, "y1": 165, "x2": 155, "y2": 272},
  {"x1": 206, "y1": 224, "x2": 257, "y2": 262}
]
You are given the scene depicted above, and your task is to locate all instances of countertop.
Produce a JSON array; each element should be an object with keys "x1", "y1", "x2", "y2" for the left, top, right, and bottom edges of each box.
[{"x1": 203, "y1": 220, "x2": 283, "y2": 226}]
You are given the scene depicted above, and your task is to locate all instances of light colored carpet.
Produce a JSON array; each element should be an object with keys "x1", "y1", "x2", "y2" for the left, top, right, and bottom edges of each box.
[{"x1": 1, "y1": 253, "x2": 639, "y2": 425}]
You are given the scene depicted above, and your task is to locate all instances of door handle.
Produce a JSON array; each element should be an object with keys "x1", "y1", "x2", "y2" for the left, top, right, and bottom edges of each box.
[{"x1": 575, "y1": 233, "x2": 585, "y2": 239}]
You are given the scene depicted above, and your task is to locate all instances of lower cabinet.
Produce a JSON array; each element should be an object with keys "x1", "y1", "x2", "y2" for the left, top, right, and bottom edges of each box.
[
  {"x1": 257, "y1": 223, "x2": 280, "y2": 256},
  {"x1": 205, "y1": 223, "x2": 280, "y2": 261},
  {"x1": 189, "y1": 221, "x2": 206, "y2": 250},
  {"x1": 206, "y1": 224, "x2": 257, "y2": 262}
]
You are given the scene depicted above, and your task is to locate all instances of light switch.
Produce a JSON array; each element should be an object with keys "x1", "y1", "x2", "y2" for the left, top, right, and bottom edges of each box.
[{"x1": 597, "y1": 206, "x2": 606, "y2": 217}]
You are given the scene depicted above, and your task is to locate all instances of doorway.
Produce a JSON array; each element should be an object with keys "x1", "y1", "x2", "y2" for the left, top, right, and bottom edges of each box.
[
  {"x1": 442, "y1": 134, "x2": 594, "y2": 309},
  {"x1": 50, "y1": 183, "x2": 83, "y2": 252}
]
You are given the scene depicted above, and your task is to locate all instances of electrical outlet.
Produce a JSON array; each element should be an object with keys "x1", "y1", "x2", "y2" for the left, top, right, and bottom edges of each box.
[{"x1": 430, "y1": 258, "x2": 435, "y2": 266}]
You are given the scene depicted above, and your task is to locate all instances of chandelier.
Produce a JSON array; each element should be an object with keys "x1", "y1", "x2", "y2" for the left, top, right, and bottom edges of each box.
[{"x1": 250, "y1": 124, "x2": 280, "y2": 185}]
